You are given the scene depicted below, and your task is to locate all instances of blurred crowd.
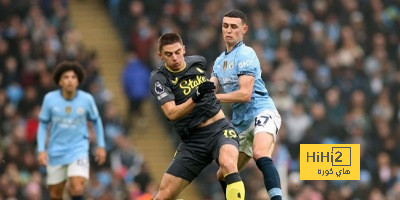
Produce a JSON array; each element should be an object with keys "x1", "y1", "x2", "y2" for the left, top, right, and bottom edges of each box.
[
  {"x1": 109, "y1": 0, "x2": 400, "y2": 199},
  {"x1": 0, "y1": 0, "x2": 153, "y2": 199}
]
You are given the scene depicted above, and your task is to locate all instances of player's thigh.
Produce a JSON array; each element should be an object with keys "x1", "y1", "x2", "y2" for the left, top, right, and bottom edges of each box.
[
  {"x1": 156, "y1": 173, "x2": 190, "y2": 199},
  {"x1": 67, "y1": 157, "x2": 90, "y2": 180},
  {"x1": 167, "y1": 143, "x2": 212, "y2": 182},
  {"x1": 47, "y1": 164, "x2": 68, "y2": 186},
  {"x1": 253, "y1": 110, "x2": 281, "y2": 159},
  {"x1": 253, "y1": 133, "x2": 275, "y2": 159},
  {"x1": 47, "y1": 165, "x2": 68, "y2": 198}
]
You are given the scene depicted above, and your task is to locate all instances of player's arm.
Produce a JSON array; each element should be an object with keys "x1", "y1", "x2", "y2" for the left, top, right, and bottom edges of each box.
[
  {"x1": 210, "y1": 76, "x2": 220, "y2": 92},
  {"x1": 87, "y1": 95, "x2": 106, "y2": 165},
  {"x1": 160, "y1": 80, "x2": 215, "y2": 121},
  {"x1": 37, "y1": 95, "x2": 51, "y2": 166},
  {"x1": 215, "y1": 49, "x2": 258, "y2": 103},
  {"x1": 161, "y1": 99, "x2": 196, "y2": 121},
  {"x1": 216, "y1": 75, "x2": 254, "y2": 103}
]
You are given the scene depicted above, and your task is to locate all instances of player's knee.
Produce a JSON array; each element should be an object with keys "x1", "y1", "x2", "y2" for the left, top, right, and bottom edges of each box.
[
  {"x1": 220, "y1": 159, "x2": 238, "y2": 175},
  {"x1": 253, "y1": 150, "x2": 270, "y2": 160},
  {"x1": 154, "y1": 189, "x2": 175, "y2": 200},
  {"x1": 216, "y1": 169, "x2": 224, "y2": 181},
  {"x1": 69, "y1": 181, "x2": 85, "y2": 195},
  {"x1": 49, "y1": 189, "x2": 63, "y2": 200}
]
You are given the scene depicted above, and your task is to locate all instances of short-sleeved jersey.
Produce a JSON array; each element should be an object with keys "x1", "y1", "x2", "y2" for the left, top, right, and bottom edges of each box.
[
  {"x1": 212, "y1": 42, "x2": 277, "y2": 133},
  {"x1": 39, "y1": 90, "x2": 103, "y2": 165},
  {"x1": 150, "y1": 55, "x2": 221, "y2": 136}
]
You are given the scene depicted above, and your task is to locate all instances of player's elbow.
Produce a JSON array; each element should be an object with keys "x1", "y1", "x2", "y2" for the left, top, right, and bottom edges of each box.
[
  {"x1": 165, "y1": 112, "x2": 178, "y2": 121},
  {"x1": 241, "y1": 92, "x2": 252, "y2": 102}
]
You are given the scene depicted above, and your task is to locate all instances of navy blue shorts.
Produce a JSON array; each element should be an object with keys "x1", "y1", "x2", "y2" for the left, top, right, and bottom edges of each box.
[{"x1": 166, "y1": 118, "x2": 239, "y2": 182}]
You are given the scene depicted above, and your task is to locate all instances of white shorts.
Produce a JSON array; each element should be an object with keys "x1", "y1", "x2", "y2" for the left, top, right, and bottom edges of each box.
[
  {"x1": 47, "y1": 157, "x2": 90, "y2": 185},
  {"x1": 238, "y1": 110, "x2": 282, "y2": 157}
]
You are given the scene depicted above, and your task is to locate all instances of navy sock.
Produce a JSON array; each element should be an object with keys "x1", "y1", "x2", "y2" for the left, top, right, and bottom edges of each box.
[
  {"x1": 71, "y1": 196, "x2": 83, "y2": 200},
  {"x1": 219, "y1": 180, "x2": 227, "y2": 197},
  {"x1": 256, "y1": 157, "x2": 282, "y2": 200}
]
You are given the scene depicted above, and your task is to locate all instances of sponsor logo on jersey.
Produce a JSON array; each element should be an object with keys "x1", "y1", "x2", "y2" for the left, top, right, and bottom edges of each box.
[{"x1": 179, "y1": 75, "x2": 206, "y2": 95}]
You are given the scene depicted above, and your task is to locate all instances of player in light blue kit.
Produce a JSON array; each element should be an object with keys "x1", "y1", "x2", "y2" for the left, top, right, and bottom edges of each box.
[
  {"x1": 211, "y1": 10, "x2": 282, "y2": 200},
  {"x1": 37, "y1": 61, "x2": 106, "y2": 200}
]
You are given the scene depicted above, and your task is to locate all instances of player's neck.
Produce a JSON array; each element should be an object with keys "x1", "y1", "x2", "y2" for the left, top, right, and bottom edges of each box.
[
  {"x1": 165, "y1": 62, "x2": 186, "y2": 72},
  {"x1": 226, "y1": 41, "x2": 242, "y2": 53},
  {"x1": 62, "y1": 90, "x2": 76, "y2": 100}
]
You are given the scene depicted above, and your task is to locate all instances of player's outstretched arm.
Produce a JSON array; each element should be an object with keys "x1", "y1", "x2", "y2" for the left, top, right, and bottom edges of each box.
[{"x1": 216, "y1": 75, "x2": 254, "y2": 103}]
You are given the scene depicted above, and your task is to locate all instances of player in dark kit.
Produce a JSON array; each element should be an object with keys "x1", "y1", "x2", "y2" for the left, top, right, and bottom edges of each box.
[{"x1": 150, "y1": 33, "x2": 245, "y2": 200}]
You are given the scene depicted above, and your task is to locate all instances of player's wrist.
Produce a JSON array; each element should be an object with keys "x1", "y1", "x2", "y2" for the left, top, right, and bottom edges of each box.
[{"x1": 191, "y1": 89, "x2": 202, "y2": 103}]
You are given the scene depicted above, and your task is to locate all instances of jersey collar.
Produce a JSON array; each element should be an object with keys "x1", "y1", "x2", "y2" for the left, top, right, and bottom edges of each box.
[
  {"x1": 164, "y1": 63, "x2": 187, "y2": 73},
  {"x1": 225, "y1": 41, "x2": 243, "y2": 55}
]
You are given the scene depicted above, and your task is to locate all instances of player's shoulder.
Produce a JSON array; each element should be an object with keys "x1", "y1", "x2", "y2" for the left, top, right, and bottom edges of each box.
[
  {"x1": 77, "y1": 90, "x2": 94, "y2": 100},
  {"x1": 150, "y1": 67, "x2": 167, "y2": 81},
  {"x1": 214, "y1": 52, "x2": 225, "y2": 64},
  {"x1": 237, "y1": 44, "x2": 256, "y2": 58},
  {"x1": 43, "y1": 90, "x2": 61, "y2": 100},
  {"x1": 186, "y1": 55, "x2": 207, "y2": 70}
]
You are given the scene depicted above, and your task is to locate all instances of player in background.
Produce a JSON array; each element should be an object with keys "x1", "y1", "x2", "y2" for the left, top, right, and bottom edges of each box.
[
  {"x1": 211, "y1": 9, "x2": 282, "y2": 200},
  {"x1": 150, "y1": 33, "x2": 245, "y2": 200},
  {"x1": 37, "y1": 61, "x2": 106, "y2": 200}
]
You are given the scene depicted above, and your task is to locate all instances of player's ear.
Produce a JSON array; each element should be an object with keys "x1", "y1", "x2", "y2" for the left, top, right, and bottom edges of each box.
[
  {"x1": 243, "y1": 24, "x2": 248, "y2": 34},
  {"x1": 182, "y1": 45, "x2": 186, "y2": 55},
  {"x1": 157, "y1": 51, "x2": 162, "y2": 58}
]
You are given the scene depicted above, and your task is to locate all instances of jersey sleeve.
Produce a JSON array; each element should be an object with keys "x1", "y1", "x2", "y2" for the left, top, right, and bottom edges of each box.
[
  {"x1": 38, "y1": 94, "x2": 51, "y2": 122},
  {"x1": 150, "y1": 71, "x2": 175, "y2": 105},
  {"x1": 211, "y1": 56, "x2": 221, "y2": 78},
  {"x1": 236, "y1": 48, "x2": 259, "y2": 77},
  {"x1": 87, "y1": 94, "x2": 100, "y2": 121}
]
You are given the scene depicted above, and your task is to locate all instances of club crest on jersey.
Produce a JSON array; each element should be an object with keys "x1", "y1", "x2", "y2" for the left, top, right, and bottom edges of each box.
[
  {"x1": 77, "y1": 107, "x2": 84, "y2": 115},
  {"x1": 228, "y1": 61, "x2": 234, "y2": 69},
  {"x1": 155, "y1": 81, "x2": 164, "y2": 94},
  {"x1": 65, "y1": 106, "x2": 72, "y2": 114}
]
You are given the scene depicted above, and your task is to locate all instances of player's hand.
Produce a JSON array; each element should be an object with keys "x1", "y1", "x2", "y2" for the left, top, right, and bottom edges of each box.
[
  {"x1": 38, "y1": 152, "x2": 48, "y2": 166},
  {"x1": 192, "y1": 81, "x2": 216, "y2": 103},
  {"x1": 95, "y1": 147, "x2": 106, "y2": 165}
]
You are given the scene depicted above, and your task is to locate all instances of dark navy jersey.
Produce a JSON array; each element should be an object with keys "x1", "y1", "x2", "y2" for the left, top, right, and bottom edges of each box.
[{"x1": 150, "y1": 55, "x2": 221, "y2": 136}]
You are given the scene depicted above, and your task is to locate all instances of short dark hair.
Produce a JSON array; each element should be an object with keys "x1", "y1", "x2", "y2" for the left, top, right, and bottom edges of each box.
[
  {"x1": 53, "y1": 61, "x2": 85, "y2": 86},
  {"x1": 158, "y1": 33, "x2": 183, "y2": 52},
  {"x1": 224, "y1": 9, "x2": 248, "y2": 24}
]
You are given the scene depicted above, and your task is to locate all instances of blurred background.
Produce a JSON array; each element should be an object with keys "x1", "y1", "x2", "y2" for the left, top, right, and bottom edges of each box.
[{"x1": 0, "y1": 0, "x2": 399, "y2": 199}]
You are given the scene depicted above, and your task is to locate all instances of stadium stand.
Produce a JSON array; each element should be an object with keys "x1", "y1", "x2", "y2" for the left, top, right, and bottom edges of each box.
[{"x1": 107, "y1": 0, "x2": 400, "y2": 199}]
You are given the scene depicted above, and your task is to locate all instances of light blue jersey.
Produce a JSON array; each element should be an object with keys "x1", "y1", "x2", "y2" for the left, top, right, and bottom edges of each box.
[
  {"x1": 37, "y1": 90, "x2": 105, "y2": 165},
  {"x1": 212, "y1": 41, "x2": 277, "y2": 133}
]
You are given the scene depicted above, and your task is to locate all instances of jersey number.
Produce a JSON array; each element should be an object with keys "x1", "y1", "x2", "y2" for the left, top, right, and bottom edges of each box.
[
  {"x1": 224, "y1": 129, "x2": 237, "y2": 139},
  {"x1": 255, "y1": 116, "x2": 269, "y2": 127}
]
